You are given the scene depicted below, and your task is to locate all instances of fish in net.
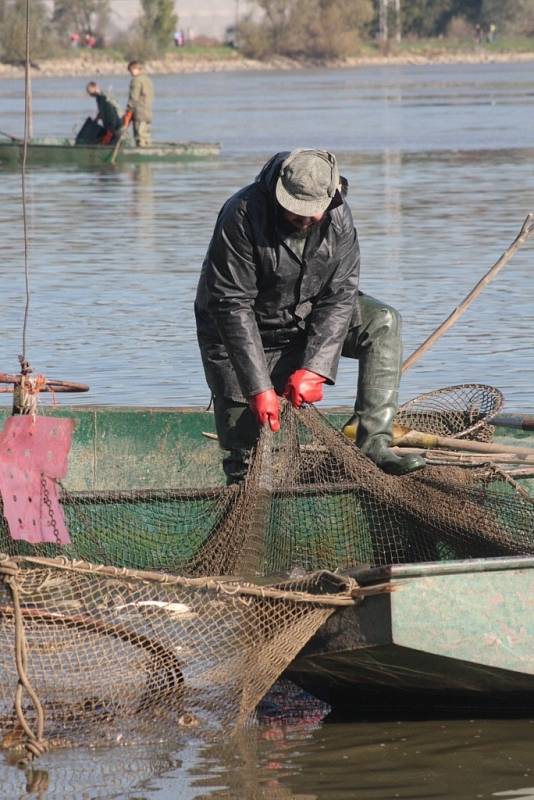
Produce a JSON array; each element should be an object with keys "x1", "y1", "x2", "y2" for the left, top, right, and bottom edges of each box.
[{"x1": 0, "y1": 556, "x2": 358, "y2": 756}]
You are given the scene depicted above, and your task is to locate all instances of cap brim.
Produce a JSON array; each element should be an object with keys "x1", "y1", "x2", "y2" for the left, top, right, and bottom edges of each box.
[{"x1": 275, "y1": 178, "x2": 332, "y2": 216}]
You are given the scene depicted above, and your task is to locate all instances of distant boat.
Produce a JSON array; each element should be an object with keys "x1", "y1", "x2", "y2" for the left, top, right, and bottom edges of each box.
[{"x1": 0, "y1": 137, "x2": 220, "y2": 166}]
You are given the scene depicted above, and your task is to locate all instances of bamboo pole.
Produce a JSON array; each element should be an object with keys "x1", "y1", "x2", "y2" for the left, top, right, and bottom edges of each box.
[
  {"x1": 402, "y1": 214, "x2": 534, "y2": 373},
  {"x1": 392, "y1": 446, "x2": 534, "y2": 466},
  {"x1": 395, "y1": 428, "x2": 534, "y2": 458}
]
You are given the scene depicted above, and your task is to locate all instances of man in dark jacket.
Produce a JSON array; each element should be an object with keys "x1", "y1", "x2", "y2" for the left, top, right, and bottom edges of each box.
[
  {"x1": 195, "y1": 149, "x2": 425, "y2": 483},
  {"x1": 85, "y1": 82, "x2": 121, "y2": 144}
]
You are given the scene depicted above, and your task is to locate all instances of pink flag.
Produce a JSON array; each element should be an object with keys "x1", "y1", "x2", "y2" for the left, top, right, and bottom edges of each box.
[{"x1": 0, "y1": 416, "x2": 74, "y2": 544}]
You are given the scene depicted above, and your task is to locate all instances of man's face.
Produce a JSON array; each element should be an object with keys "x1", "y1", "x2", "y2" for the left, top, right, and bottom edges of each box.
[{"x1": 281, "y1": 208, "x2": 325, "y2": 237}]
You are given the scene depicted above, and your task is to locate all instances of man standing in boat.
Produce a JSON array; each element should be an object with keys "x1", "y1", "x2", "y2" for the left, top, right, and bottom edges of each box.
[
  {"x1": 85, "y1": 82, "x2": 121, "y2": 144},
  {"x1": 123, "y1": 60, "x2": 154, "y2": 147},
  {"x1": 195, "y1": 149, "x2": 426, "y2": 484}
]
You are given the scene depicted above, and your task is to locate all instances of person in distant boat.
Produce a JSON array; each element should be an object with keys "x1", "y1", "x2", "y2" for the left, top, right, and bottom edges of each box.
[
  {"x1": 85, "y1": 82, "x2": 121, "y2": 144},
  {"x1": 195, "y1": 148, "x2": 426, "y2": 485},
  {"x1": 123, "y1": 60, "x2": 154, "y2": 147}
]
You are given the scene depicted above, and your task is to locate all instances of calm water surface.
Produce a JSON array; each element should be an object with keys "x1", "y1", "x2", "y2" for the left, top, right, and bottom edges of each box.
[
  {"x1": 1, "y1": 63, "x2": 534, "y2": 410},
  {"x1": 1, "y1": 63, "x2": 534, "y2": 798}
]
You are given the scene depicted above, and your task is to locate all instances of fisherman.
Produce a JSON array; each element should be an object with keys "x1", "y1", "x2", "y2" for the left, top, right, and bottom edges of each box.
[
  {"x1": 123, "y1": 60, "x2": 154, "y2": 147},
  {"x1": 85, "y1": 81, "x2": 121, "y2": 144},
  {"x1": 195, "y1": 149, "x2": 426, "y2": 484}
]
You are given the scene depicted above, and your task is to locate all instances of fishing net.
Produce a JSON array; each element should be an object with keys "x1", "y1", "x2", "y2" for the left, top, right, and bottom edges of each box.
[
  {"x1": 0, "y1": 555, "x2": 356, "y2": 756},
  {"x1": 0, "y1": 383, "x2": 531, "y2": 759},
  {"x1": 0, "y1": 384, "x2": 529, "y2": 579}
]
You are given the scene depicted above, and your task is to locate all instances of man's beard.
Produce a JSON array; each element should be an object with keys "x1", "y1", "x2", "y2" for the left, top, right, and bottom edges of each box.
[
  {"x1": 278, "y1": 217, "x2": 319, "y2": 239},
  {"x1": 287, "y1": 225, "x2": 309, "y2": 240}
]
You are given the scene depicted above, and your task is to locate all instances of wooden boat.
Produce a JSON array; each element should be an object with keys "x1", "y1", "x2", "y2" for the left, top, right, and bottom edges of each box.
[
  {"x1": 0, "y1": 404, "x2": 533, "y2": 709},
  {"x1": 0, "y1": 138, "x2": 220, "y2": 166}
]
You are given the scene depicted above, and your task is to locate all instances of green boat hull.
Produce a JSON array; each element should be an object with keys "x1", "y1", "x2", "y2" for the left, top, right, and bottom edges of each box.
[
  {"x1": 286, "y1": 556, "x2": 534, "y2": 704},
  {"x1": 0, "y1": 404, "x2": 530, "y2": 493},
  {"x1": 0, "y1": 139, "x2": 220, "y2": 166},
  {"x1": 0, "y1": 404, "x2": 533, "y2": 704}
]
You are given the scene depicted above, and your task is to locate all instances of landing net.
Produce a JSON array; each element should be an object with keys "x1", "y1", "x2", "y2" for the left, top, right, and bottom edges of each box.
[{"x1": 0, "y1": 555, "x2": 355, "y2": 755}]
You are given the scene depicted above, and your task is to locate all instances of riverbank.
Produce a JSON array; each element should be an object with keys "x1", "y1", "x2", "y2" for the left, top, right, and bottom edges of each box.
[{"x1": 2, "y1": 48, "x2": 534, "y2": 79}]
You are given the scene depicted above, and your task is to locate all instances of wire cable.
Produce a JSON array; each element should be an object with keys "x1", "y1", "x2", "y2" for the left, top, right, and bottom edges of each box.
[{"x1": 20, "y1": 0, "x2": 31, "y2": 369}]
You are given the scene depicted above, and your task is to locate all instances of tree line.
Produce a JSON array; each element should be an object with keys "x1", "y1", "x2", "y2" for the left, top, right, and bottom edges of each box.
[
  {"x1": 0, "y1": 0, "x2": 178, "y2": 63},
  {"x1": 239, "y1": 0, "x2": 534, "y2": 59},
  {"x1": 1, "y1": 0, "x2": 534, "y2": 64}
]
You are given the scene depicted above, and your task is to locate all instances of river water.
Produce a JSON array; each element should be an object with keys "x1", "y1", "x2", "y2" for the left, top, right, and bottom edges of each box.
[{"x1": 1, "y1": 62, "x2": 534, "y2": 798}]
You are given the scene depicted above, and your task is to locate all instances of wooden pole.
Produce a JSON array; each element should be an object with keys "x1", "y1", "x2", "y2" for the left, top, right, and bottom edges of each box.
[
  {"x1": 402, "y1": 213, "x2": 534, "y2": 373},
  {"x1": 395, "y1": 428, "x2": 534, "y2": 459},
  {"x1": 110, "y1": 130, "x2": 126, "y2": 164}
]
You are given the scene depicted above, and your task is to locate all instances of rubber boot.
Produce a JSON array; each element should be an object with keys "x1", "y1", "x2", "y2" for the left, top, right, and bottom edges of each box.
[
  {"x1": 341, "y1": 295, "x2": 426, "y2": 476},
  {"x1": 353, "y1": 387, "x2": 426, "y2": 475}
]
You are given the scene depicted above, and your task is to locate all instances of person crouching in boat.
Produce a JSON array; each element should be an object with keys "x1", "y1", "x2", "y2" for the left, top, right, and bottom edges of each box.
[
  {"x1": 85, "y1": 82, "x2": 122, "y2": 145},
  {"x1": 123, "y1": 60, "x2": 154, "y2": 147},
  {"x1": 195, "y1": 149, "x2": 426, "y2": 484}
]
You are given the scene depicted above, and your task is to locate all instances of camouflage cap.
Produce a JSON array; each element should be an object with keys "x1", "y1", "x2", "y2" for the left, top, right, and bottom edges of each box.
[{"x1": 275, "y1": 149, "x2": 340, "y2": 216}]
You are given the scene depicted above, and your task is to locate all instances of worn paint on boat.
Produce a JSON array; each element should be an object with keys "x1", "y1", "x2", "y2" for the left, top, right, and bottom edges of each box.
[
  {"x1": 0, "y1": 404, "x2": 532, "y2": 706},
  {"x1": 0, "y1": 138, "x2": 220, "y2": 166},
  {"x1": 286, "y1": 555, "x2": 534, "y2": 705}
]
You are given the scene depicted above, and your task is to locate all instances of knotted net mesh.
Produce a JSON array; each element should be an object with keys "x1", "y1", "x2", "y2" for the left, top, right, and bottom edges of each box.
[
  {"x1": 0, "y1": 557, "x2": 350, "y2": 753},
  {"x1": 0, "y1": 385, "x2": 532, "y2": 756}
]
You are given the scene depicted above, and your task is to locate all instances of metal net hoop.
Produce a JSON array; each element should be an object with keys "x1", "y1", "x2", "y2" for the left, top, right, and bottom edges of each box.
[{"x1": 395, "y1": 383, "x2": 503, "y2": 441}]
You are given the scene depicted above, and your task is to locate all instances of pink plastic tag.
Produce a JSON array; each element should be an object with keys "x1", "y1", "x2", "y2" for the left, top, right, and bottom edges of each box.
[{"x1": 0, "y1": 416, "x2": 74, "y2": 544}]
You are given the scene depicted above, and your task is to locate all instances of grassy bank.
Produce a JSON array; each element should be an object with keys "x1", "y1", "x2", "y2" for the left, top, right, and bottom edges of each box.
[{"x1": 2, "y1": 40, "x2": 534, "y2": 79}]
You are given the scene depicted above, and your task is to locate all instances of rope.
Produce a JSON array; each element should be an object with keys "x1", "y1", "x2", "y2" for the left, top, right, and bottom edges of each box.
[
  {"x1": 0, "y1": 558, "x2": 48, "y2": 764},
  {"x1": 20, "y1": 0, "x2": 32, "y2": 366}
]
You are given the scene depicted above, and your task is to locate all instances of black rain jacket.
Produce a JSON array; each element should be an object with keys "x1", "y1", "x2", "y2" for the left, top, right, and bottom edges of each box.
[{"x1": 194, "y1": 152, "x2": 361, "y2": 402}]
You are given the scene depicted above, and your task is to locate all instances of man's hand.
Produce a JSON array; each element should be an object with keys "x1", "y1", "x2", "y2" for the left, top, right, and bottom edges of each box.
[
  {"x1": 248, "y1": 389, "x2": 281, "y2": 432},
  {"x1": 284, "y1": 369, "x2": 326, "y2": 408}
]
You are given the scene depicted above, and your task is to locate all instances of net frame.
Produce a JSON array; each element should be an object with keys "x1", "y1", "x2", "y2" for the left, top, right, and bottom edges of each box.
[{"x1": 395, "y1": 383, "x2": 503, "y2": 441}]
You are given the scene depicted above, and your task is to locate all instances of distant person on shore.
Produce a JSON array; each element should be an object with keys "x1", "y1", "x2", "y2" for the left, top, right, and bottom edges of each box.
[
  {"x1": 474, "y1": 23, "x2": 482, "y2": 46},
  {"x1": 488, "y1": 23, "x2": 496, "y2": 43},
  {"x1": 85, "y1": 82, "x2": 121, "y2": 144},
  {"x1": 174, "y1": 29, "x2": 185, "y2": 47},
  {"x1": 123, "y1": 60, "x2": 154, "y2": 147}
]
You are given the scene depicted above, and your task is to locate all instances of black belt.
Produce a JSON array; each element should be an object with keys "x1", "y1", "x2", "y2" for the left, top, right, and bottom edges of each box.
[{"x1": 260, "y1": 328, "x2": 304, "y2": 347}]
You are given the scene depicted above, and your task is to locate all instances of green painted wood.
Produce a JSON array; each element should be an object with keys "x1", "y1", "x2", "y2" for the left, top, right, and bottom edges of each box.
[
  {"x1": 391, "y1": 568, "x2": 534, "y2": 676},
  {"x1": 288, "y1": 562, "x2": 534, "y2": 697},
  {"x1": 0, "y1": 403, "x2": 531, "y2": 491},
  {"x1": 0, "y1": 404, "x2": 533, "y2": 697},
  {"x1": 0, "y1": 140, "x2": 220, "y2": 166}
]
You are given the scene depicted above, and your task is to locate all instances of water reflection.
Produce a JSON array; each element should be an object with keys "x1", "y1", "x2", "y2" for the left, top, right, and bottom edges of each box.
[
  {"x1": 2, "y1": 741, "x2": 180, "y2": 799},
  {"x1": 1, "y1": 682, "x2": 534, "y2": 799}
]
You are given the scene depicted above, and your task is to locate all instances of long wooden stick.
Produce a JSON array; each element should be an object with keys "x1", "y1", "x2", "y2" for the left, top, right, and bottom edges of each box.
[
  {"x1": 109, "y1": 133, "x2": 125, "y2": 165},
  {"x1": 402, "y1": 213, "x2": 534, "y2": 373},
  {"x1": 0, "y1": 129, "x2": 22, "y2": 142},
  {"x1": 395, "y1": 428, "x2": 534, "y2": 458},
  {"x1": 392, "y1": 446, "x2": 534, "y2": 466}
]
